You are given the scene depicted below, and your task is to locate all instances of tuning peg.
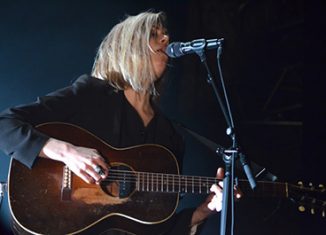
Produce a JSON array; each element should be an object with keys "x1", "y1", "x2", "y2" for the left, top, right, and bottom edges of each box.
[
  {"x1": 318, "y1": 184, "x2": 325, "y2": 192},
  {"x1": 310, "y1": 198, "x2": 317, "y2": 215},
  {"x1": 297, "y1": 181, "x2": 303, "y2": 186},
  {"x1": 322, "y1": 210, "x2": 325, "y2": 218},
  {"x1": 298, "y1": 205, "x2": 305, "y2": 212}
]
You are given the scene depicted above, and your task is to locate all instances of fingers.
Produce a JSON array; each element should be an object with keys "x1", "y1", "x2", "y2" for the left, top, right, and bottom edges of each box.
[
  {"x1": 84, "y1": 153, "x2": 109, "y2": 179},
  {"x1": 210, "y1": 184, "x2": 222, "y2": 194},
  {"x1": 216, "y1": 167, "x2": 224, "y2": 180},
  {"x1": 206, "y1": 167, "x2": 224, "y2": 212},
  {"x1": 85, "y1": 165, "x2": 103, "y2": 182},
  {"x1": 208, "y1": 184, "x2": 223, "y2": 212},
  {"x1": 65, "y1": 147, "x2": 110, "y2": 184},
  {"x1": 84, "y1": 160, "x2": 109, "y2": 184},
  {"x1": 205, "y1": 167, "x2": 244, "y2": 213},
  {"x1": 73, "y1": 165, "x2": 107, "y2": 185},
  {"x1": 78, "y1": 169, "x2": 96, "y2": 184}
]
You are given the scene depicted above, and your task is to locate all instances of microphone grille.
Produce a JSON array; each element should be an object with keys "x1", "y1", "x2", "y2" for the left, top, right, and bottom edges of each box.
[{"x1": 166, "y1": 42, "x2": 182, "y2": 58}]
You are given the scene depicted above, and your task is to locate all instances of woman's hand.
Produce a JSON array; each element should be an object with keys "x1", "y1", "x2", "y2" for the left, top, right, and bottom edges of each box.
[
  {"x1": 39, "y1": 138, "x2": 109, "y2": 184},
  {"x1": 191, "y1": 168, "x2": 224, "y2": 226}
]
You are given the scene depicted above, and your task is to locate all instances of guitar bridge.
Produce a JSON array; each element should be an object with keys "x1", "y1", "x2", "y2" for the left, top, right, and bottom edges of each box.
[{"x1": 61, "y1": 165, "x2": 72, "y2": 201}]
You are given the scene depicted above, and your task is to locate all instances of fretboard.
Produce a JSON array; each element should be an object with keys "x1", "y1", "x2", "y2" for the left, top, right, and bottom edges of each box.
[
  {"x1": 135, "y1": 172, "x2": 217, "y2": 194},
  {"x1": 238, "y1": 180, "x2": 288, "y2": 198},
  {"x1": 109, "y1": 169, "x2": 289, "y2": 198}
]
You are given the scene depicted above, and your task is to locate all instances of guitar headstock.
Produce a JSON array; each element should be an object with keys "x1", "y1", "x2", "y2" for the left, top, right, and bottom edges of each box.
[{"x1": 289, "y1": 181, "x2": 326, "y2": 218}]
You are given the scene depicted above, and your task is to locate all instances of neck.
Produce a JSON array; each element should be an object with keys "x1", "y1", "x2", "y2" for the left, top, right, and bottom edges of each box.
[
  {"x1": 124, "y1": 88, "x2": 154, "y2": 126},
  {"x1": 124, "y1": 89, "x2": 151, "y2": 109}
]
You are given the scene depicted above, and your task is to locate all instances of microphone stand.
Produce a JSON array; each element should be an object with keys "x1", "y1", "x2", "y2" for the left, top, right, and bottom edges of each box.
[{"x1": 193, "y1": 40, "x2": 256, "y2": 235}]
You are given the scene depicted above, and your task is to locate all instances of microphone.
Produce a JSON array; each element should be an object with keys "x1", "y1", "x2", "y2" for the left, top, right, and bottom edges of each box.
[
  {"x1": 239, "y1": 153, "x2": 257, "y2": 190},
  {"x1": 166, "y1": 38, "x2": 224, "y2": 58}
]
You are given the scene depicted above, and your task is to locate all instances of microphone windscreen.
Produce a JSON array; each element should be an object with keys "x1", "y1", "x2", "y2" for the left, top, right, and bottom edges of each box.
[{"x1": 165, "y1": 42, "x2": 182, "y2": 58}]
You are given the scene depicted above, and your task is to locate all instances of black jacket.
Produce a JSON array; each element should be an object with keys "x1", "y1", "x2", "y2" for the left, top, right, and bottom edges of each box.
[{"x1": 0, "y1": 74, "x2": 198, "y2": 235}]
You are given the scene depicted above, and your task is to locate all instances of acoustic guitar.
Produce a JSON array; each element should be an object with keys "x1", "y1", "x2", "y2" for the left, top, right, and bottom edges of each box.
[{"x1": 8, "y1": 122, "x2": 325, "y2": 235}]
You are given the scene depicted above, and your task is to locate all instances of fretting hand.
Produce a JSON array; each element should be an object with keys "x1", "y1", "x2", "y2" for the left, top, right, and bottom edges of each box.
[
  {"x1": 190, "y1": 167, "x2": 224, "y2": 226},
  {"x1": 191, "y1": 167, "x2": 242, "y2": 226}
]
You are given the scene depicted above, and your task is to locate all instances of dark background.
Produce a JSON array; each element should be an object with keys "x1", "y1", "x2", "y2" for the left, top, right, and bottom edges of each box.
[{"x1": 0, "y1": 0, "x2": 324, "y2": 234}]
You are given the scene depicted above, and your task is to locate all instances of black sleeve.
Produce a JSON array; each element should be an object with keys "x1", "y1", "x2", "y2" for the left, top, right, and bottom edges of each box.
[
  {"x1": 0, "y1": 74, "x2": 93, "y2": 168},
  {"x1": 164, "y1": 208, "x2": 207, "y2": 235},
  {"x1": 163, "y1": 208, "x2": 195, "y2": 235}
]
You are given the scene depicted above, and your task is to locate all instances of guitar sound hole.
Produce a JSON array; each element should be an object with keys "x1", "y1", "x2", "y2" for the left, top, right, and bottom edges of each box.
[{"x1": 100, "y1": 165, "x2": 136, "y2": 199}]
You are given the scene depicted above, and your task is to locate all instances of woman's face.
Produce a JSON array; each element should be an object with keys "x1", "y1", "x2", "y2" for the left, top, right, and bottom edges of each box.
[{"x1": 149, "y1": 26, "x2": 169, "y2": 79}]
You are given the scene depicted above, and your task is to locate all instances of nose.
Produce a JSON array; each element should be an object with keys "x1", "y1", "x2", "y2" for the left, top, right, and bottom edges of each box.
[{"x1": 160, "y1": 34, "x2": 169, "y2": 45}]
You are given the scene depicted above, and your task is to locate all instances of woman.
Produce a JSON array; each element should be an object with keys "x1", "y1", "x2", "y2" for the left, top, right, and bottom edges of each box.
[{"x1": 0, "y1": 11, "x2": 222, "y2": 234}]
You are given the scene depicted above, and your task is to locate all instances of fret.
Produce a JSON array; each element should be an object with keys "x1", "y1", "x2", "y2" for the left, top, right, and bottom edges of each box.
[
  {"x1": 192, "y1": 176, "x2": 194, "y2": 193},
  {"x1": 185, "y1": 177, "x2": 188, "y2": 193},
  {"x1": 179, "y1": 176, "x2": 181, "y2": 192},
  {"x1": 161, "y1": 174, "x2": 163, "y2": 192},
  {"x1": 151, "y1": 173, "x2": 154, "y2": 192},
  {"x1": 143, "y1": 172, "x2": 145, "y2": 191},
  {"x1": 181, "y1": 176, "x2": 184, "y2": 192},
  {"x1": 146, "y1": 173, "x2": 149, "y2": 191},
  {"x1": 206, "y1": 178, "x2": 209, "y2": 194},
  {"x1": 199, "y1": 177, "x2": 201, "y2": 193},
  {"x1": 172, "y1": 174, "x2": 175, "y2": 192},
  {"x1": 156, "y1": 173, "x2": 158, "y2": 192},
  {"x1": 136, "y1": 172, "x2": 140, "y2": 191},
  {"x1": 123, "y1": 172, "x2": 126, "y2": 191},
  {"x1": 142, "y1": 172, "x2": 144, "y2": 191}
]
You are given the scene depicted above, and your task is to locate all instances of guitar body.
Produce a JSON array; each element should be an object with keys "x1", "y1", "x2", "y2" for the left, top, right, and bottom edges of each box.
[{"x1": 8, "y1": 122, "x2": 179, "y2": 235}]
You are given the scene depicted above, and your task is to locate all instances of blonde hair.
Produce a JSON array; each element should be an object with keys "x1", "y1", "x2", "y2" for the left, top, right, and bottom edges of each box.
[{"x1": 91, "y1": 11, "x2": 166, "y2": 95}]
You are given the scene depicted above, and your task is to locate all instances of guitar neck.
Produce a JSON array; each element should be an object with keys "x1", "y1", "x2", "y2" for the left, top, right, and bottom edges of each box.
[
  {"x1": 238, "y1": 180, "x2": 289, "y2": 199},
  {"x1": 117, "y1": 170, "x2": 289, "y2": 198},
  {"x1": 134, "y1": 171, "x2": 217, "y2": 194}
]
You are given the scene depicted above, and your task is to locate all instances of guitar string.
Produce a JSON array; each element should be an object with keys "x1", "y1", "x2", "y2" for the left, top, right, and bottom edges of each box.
[
  {"x1": 75, "y1": 168, "x2": 291, "y2": 192},
  {"x1": 102, "y1": 174, "x2": 219, "y2": 185},
  {"x1": 101, "y1": 171, "x2": 276, "y2": 191},
  {"x1": 103, "y1": 174, "x2": 218, "y2": 182},
  {"x1": 102, "y1": 179, "x2": 217, "y2": 185},
  {"x1": 102, "y1": 170, "x2": 291, "y2": 190},
  {"x1": 105, "y1": 171, "x2": 252, "y2": 185},
  {"x1": 100, "y1": 174, "x2": 216, "y2": 193},
  {"x1": 101, "y1": 170, "x2": 219, "y2": 189},
  {"x1": 100, "y1": 174, "x2": 291, "y2": 194},
  {"x1": 102, "y1": 176, "x2": 218, "y2": 186},
  {"x1": 102, "y1": 169, "x2": 221, "y2": 184}
]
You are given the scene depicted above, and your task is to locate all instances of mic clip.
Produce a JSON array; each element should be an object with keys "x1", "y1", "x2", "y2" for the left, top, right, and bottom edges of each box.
[{"x1": 216, "y1": 146, "x2": 240, "y2": 157}]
